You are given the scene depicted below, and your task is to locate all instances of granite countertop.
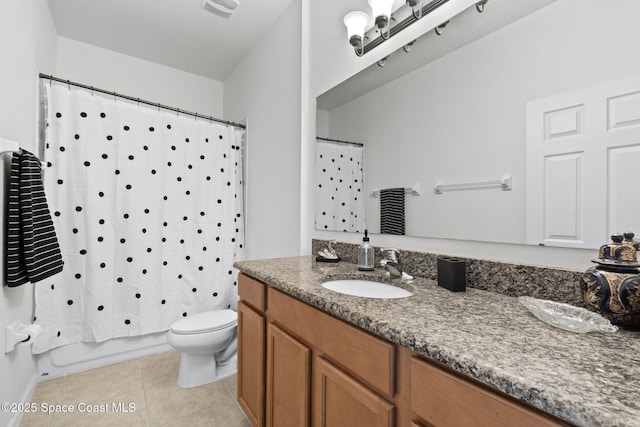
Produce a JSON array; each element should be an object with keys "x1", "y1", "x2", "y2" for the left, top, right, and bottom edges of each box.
[{"x1": 234, "y1": 256, "x2": 640, "y2": 427}]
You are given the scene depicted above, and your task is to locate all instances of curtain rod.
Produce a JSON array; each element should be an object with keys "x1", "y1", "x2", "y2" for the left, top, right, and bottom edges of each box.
[
  {"x1": 316, "y1": 136, "x2": 363, "y2": 147},
  {"x1": 39, "y1": 73, "x2": 246, "y2": 130}
]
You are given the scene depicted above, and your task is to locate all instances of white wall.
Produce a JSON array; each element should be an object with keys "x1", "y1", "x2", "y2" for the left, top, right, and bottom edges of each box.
[
  {"x1": 0, "y1": 2, "x2": 58, "y2": 426},
  {"x1": 305, "y1": 0, "x2": 636, "y2": 270},
  {"x1": 56, "y1": 37, "x2": 224, "y2": 116},
  {"x1": 325, "y1": 0, "x2": 640, "y2": 244},
  {"x1": 224, "y1": 0, "x2": 302, "y2": 260}
]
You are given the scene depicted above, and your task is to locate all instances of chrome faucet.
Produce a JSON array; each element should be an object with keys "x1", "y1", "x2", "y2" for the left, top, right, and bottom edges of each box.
[
  {"x1": 380, "y1": 248, "x2": 403, "y2": 278},
  {"x1": 380, "y1": 248, "x2": 413, "y2": 280}
]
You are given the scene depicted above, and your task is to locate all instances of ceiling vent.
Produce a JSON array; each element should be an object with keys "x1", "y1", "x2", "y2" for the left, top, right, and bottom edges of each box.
[{"x1": 201, "y1": 0, "x2": 240, "y2": 19}]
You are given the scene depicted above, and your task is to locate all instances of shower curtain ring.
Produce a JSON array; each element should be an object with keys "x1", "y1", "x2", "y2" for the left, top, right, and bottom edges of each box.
[
  {"x1": 137, "y1": 98, "x2": 140, "y2": 107},
  {"x1": 176, "y1": 108, "x2": 179, "y2": 117},
  {"x1": 66, "y1": 80, "x2": 71, "y2": 90}
]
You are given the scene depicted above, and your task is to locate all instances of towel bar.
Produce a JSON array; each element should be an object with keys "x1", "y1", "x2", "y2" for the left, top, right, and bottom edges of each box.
[
  {"x1": 371, "y1": 183, "x2": 421, "y2": 197},
  {"x1": 434, "y1": 175, "x2": 512, "y2": 194},
  {"x1": 0, "y1": 137, "x2": 19, "y2": 154}
]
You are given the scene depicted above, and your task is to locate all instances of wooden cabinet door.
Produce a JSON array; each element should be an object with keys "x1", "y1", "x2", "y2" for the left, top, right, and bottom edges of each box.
[
  {"x1": 238, "y1": 301, "x2": 265, "y2": 427},
  {"x1": 314, "y1": 357, "x2": 394, "y2": 427},
  {"x1": 266, "y1": 323, "x2": 311, "y2": 427}
]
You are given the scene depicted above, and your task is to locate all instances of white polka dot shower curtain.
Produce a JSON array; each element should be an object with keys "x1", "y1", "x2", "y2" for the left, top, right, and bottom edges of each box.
[
  {"x1": 32, "y1": 84, "x2": 245, "y2": 354},
  {"x1": 314, "y1": 140, "x2": 365, "y2": 232}
]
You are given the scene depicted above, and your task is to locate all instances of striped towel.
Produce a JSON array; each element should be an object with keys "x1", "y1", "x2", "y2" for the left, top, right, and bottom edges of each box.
[
  {"x1": 6, "y1": 149, "x2": 63, "y2": 287},
  {"x1": 380, "y1": 188, "x2": 405, "y2": 235}
]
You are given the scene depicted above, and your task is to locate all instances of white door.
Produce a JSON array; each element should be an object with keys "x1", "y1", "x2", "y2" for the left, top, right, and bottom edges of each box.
[{"x1": 527, "y1": 74, "x2": 640, "y2": 248}]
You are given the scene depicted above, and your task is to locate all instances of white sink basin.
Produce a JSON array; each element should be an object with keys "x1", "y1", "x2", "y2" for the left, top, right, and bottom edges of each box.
[{"x1": 321, "y1": 280, "x2": 412, "y2": 299}]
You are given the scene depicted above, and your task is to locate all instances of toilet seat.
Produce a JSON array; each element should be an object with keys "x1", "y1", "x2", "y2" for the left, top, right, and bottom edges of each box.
[{"x1": 170, "y1": 310, "x2": 237, "y2": 335}]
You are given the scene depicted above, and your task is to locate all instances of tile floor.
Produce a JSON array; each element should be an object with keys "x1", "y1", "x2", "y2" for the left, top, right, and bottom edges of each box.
[{"x1": 19, "y1": 350, "x2": 250, "y2": 427}]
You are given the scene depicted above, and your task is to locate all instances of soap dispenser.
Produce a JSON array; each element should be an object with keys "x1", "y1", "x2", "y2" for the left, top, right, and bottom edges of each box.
[{"x1": 358, "y1": 230, "x2": 375, "y2": 271}]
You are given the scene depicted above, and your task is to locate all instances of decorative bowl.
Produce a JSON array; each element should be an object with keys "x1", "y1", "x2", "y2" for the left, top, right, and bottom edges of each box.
[{"x1": 518, "y1": 296, "x2": 618, "y2": 333}]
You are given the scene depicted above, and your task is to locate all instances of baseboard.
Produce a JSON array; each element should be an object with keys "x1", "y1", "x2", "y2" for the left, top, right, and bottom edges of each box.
[{"x1": 7, "y1": 373, "x2": 39, "y2": 427}]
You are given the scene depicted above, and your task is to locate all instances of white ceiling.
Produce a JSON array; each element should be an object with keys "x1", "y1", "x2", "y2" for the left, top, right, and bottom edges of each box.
[{"x1": 47, "y1": 0, "x2": 295, "y2": 82}]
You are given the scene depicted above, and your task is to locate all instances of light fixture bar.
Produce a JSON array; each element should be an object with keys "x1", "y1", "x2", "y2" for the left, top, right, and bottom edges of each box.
[{"x1": 361, "y1": 0, "x2": 450, "y2": 55}]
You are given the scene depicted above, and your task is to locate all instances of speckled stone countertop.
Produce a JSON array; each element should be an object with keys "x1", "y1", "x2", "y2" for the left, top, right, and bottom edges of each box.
[{"x1": 234, "y1": 256, "x2": 640, "y2": 427}]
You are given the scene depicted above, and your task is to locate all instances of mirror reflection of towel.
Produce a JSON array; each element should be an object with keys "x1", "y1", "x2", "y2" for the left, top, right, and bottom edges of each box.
[{"x1": 380, "y1": 188, "x2": 405, "y2": 235}]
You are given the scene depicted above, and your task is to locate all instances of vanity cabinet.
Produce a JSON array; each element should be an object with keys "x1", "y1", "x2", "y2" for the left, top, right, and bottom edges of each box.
[
  {"x1": 237, "y1": 273, "x2": 569, "y2": 427},
  {"x1": 238, "y1": 273, "x2": 397, "y2": 427}
]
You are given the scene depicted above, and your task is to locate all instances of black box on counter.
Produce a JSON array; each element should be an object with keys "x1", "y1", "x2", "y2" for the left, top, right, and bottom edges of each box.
[{"x1": 437, "y1": 257, "x2": 466, "y2": 292}]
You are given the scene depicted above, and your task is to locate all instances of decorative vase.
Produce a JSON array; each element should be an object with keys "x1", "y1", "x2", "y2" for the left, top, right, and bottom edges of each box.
[{"x1": 581, "y1": 232, "x2": 640, "y2": 328}]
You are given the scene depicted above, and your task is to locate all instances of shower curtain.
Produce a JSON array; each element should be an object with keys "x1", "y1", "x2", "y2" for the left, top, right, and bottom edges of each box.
[
  {"x1": 314, "y1": 139, "x2": 365, "y2": 233},
  {"x1": 32, "y1": 84, "x2": 245, "y2": 354}
]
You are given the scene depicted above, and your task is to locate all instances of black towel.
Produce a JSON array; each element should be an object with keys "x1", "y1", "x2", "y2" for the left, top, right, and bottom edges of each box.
[
  {"x1": 380, "y1": 188, "x2": 405, "y2": 235},
  {"x1": 6, "y1": 149, "x2": 63, "y2": 287}
]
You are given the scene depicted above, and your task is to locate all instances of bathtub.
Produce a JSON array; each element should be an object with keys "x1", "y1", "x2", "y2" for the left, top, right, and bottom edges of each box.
[{"x1": 36, "y1": 331, "x2": 172, "y2": 379}]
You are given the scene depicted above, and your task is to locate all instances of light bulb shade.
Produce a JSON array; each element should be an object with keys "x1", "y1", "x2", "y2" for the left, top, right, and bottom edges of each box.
[
  {"x1": 368, "y1": 0, "x2": 394, "y2": 21},
  {"x1": 343, "y1": 11, "x2": 369, "y2": 45}
]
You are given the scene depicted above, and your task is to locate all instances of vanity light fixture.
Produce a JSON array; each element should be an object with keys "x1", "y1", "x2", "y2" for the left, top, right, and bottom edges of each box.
[
  {"x1": 343, "y1": 0, "x2": 489, "y2": 57},
  {"x1": 343, "y1": 11, "x2": 370, "y2": 56},
  {"x1": 368, "y1": 0, "x2": 395, "y2": 40},
  {"x1": 407, "y1": 0, "x2": 423, "y2": 19}
]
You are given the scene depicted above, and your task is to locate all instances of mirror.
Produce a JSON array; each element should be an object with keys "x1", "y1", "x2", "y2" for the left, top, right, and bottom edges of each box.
[{"x1": 316, "y1": 0, "x2": 640, "y2": 245}]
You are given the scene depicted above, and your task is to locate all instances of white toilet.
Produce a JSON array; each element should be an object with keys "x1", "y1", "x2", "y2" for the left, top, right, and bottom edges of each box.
[{"x1": 167, "y1": 309, "x2": 238, "y2": 388}]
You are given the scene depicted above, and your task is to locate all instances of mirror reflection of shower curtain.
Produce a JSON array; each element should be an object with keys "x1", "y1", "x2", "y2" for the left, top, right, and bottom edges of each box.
[
  {"x1": 33, "y1": 84, "x2": 245, "y2": 354},
  {"x1": 315, "y1": 139, "x2": 365, "y2": 232}
]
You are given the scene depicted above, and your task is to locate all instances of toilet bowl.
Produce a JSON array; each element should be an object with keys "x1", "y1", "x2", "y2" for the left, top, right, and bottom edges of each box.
[{"x1": 167, "y1": 309, "x2": 237, "y2": 388}]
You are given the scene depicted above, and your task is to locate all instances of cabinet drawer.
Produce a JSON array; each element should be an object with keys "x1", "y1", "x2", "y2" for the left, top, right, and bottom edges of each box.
[
  {"x1": 239, "y1": 273, "x2": 266, "y2": 312},
  {"x1": 267, "y1": 287, "x2": 395, "y2": 398},
  {"x1": 410, "y1": 357, "x2": 565, "y2": 427}
]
